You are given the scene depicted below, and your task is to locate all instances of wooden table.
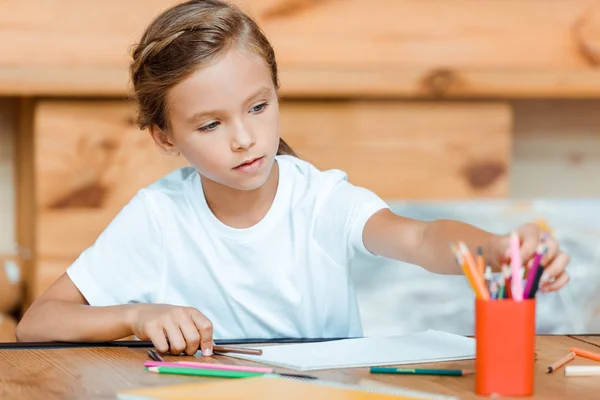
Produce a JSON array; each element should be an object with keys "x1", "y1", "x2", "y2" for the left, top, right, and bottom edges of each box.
[{"x1": 0, "y1": 336, "x2": 599, "y2": 400}]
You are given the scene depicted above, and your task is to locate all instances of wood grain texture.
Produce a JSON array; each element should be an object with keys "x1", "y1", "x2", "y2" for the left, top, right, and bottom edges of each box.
[
  {"x1": 512, "y1": 100, "x2": 600, "y2": 197},
  {"x1": 282, "y1": 101, "x2": 511, "y2": 200},
  {"x1": 34, "y1": 101, "x2": 189, "y2": 257},
  {"x1": 0, "y1": 336, "x2": 598, "y2": 399},
  {"x1": 15, "y1": 99, "x2": 34, "y2": 314},
  {"x1": 0, "y1": 100, "x2": 17, "y2": 255},
  {"x1": 0, "y1": 314, "x2": 16, "y2": 343},
  {"x1": 2, "y1": 0, "x2": 600, "y2": 97}
]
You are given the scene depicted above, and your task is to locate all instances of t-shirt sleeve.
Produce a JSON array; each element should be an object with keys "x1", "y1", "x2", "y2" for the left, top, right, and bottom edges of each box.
[
  {"x1": 66, "y1": 193, "x2": 164, "y2": 307},
  {"x1": 314, "y1": 173, "x2": 390, "y2": 265}
]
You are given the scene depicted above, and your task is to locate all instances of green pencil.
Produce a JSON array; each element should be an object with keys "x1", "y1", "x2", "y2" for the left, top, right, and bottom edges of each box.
[
  {"x1": 370, "y1": 367, "x2": 473, "y2": 376},
  {"x1": 147, "y1": 366, "x2": 266, "y2": 378}
]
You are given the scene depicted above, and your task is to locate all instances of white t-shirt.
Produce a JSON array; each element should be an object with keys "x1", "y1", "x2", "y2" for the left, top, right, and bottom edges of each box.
[{"x1": 67, "y1": 155, "x2": 389, "y2": 339}]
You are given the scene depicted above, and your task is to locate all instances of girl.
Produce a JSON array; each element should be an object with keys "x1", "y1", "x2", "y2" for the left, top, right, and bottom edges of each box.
[{"x1": 16, "y1": 0, "x2": 569, "y2": 356}]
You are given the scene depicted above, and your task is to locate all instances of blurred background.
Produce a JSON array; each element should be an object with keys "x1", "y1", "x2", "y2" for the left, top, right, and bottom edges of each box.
[{"x1": 1, "y1": 0, "x2": 600, "y2": 341}]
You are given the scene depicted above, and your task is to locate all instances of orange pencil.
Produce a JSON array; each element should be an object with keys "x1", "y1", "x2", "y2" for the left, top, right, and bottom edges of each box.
[
  {"x1": 546, "y1": 352, "x2": 575, "y2": 373},
  {"x1": 458, "y1": 242, "x2": 490, "y2": 300},
  {"x1": 570, "y1": 347, "x2": 600, "y2": 362},
  {"x1": 451, "y1": 244, "x2": 478, "y2": 295},
  {"x1": 476, "y1": 246, "x2": 485, "y2": 277}
]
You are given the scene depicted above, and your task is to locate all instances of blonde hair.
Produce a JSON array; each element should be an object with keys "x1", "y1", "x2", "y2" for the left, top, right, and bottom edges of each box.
[{"x1": 130, "y1": 0, "x2": 295, "y2": 156}]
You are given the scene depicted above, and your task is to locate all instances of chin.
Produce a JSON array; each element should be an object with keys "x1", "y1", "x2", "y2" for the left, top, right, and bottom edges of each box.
[
  {"x1": 230, "y1": 157, "x2": 275, "y2": 191},
  {"x1": 233, "y1": 179, "x2": 269, "y2": 191}
]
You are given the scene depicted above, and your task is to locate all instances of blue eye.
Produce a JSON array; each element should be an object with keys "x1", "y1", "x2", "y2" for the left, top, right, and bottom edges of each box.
[
  {"x1": 250, "y1": 103, "x2": 268, "y2": 114},
  {"x1": 199, "y1": 121, "x2": 220, "y2": 132}
]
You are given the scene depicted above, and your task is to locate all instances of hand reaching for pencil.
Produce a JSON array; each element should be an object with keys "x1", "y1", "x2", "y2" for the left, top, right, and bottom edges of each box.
[
  {"x1": 128, "y1": 304, "x2": 214, "y2": 356},
  {"x1": 491, "y1": 223, "x2": 570, "y2": 293}
]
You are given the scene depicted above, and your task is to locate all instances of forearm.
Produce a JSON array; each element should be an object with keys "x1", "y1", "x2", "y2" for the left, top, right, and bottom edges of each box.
[
  {"x1": 364, "y1": 210, "x2": 499, "y2": 275},
  {"x1": 418, "y1": 219, "x2": 498, "y2": 274},
  {"x1": 16, "y1": 300, "x2": 137, "y2": 342}
]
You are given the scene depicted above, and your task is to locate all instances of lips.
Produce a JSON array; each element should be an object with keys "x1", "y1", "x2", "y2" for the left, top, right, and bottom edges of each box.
[
  {"x1": 234, "y1": 156, "x2": 262, "y2": 169},
  {"x1": 233, "y1": 156, "x2": 265, "y2": 171}
]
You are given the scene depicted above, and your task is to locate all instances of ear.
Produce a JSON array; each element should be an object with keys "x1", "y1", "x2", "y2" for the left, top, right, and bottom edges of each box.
[{"x1": 149, "y1": 125, "x2": 180, "y2": 156}]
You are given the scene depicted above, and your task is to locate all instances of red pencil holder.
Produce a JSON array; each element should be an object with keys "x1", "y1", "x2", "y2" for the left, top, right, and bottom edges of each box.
[{"x1": 475, "y1": 298, "x2": 536, "y2": 397}]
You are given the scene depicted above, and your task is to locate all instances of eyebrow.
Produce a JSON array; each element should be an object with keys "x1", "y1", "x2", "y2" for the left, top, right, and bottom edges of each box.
[{"x1": 186, "y1": 86, "x2": 272, "y2": 124}]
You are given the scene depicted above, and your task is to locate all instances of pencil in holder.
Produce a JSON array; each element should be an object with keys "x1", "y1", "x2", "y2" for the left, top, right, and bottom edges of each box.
[{"x1": 475, "y1": 298, "x2": 536, "y2": 397}]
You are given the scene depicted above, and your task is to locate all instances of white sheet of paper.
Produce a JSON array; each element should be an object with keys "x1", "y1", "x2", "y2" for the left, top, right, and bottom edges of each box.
[{"x1": 218, "y1": 330, "x2": 475, "y2": 371}]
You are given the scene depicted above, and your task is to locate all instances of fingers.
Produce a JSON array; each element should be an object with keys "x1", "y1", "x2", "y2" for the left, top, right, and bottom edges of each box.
[
  {"x1": 540, "y1": 251, "x2": 570, "y2": 292},
  {"x1": 517, "y1": 224, "x2": 540, "y2": 263},
  {"x1": 145, "y1": 321, "x2": 169, "y2": 354},
  {"x1": 179, "y1": 317, "x2": 201, "y2": 356},
  {"x1": 191, "y1": 312, "x2": 214, "y2": 357},
  {"x1": 540, "y1": 235, "x2": 558, "y2": 267},
  {"x1": 163, "y1": 319, "x2": 186, "y2": 355},
  {"x1": 541, "y1": 271, "x2": 570, "y2": 293}
]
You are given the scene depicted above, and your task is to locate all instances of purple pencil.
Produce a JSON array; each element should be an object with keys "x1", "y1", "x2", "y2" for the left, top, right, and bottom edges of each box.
[{"x1": 523, "y1": 244, "x2": 546, "y2": 298}]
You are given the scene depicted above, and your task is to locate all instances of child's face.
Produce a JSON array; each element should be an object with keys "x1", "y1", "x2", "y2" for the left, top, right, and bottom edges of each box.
[{"x1": 158, "y1": 46, "x2": 280, "y2": 191}]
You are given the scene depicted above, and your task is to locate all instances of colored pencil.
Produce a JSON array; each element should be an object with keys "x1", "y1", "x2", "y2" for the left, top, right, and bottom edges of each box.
[
  {"x1": 458, "y1": 242, "x2": 490, "y2": 300},
  {"x1": 546, "y1": 352, "x2": 575, "y2": 373},
  {"x1": 527, "y1": 264, "x2": 545, "y2": 298},
  {"x1": 451, "y1": 244, "x2": 478, "y2": 296},
  {"x1": 212, "y1": 345, "x2": 263, "y2": 355},
  {"x1": 146, "y1": 365, "x2": 317, "y2": 379},
  {"x1": 144, "y1": 361, "x2": 273, "y2": 373},
  {"x1": 501, "y1": 264, "x2": 512, "y2": 299},
  {"x1": 152, "y1": 344, "x2": 262, "y2": 357},
  {"x1": 370, "y1": 367, "x2": 473, "y2": 376},
  {"x1": 497, "y1": 278, "x2": 505, "y2": 300},
  {"x1": 147, "y1": 366, "x2": 265, "y2": 378},
  {"x1": 509, "y1": 231, "x2": 524, "y2": 301},
  {"x1": 148, "y1": 349, "x2": 165, "y2": 362},
  {"x1": 523, "y1": 244, "x2": 546, "y2": 298},
  {"x1": 489, "y1": 280, "x2": 498, "y2": 300},
  {"x1": 484, "y1": 266, "x2": 493, "y2": 294},
  {"x1": 570, "y1": 347, "x2": 600, "y2": 362},
  {"x1": 476, "y1": 246, "x2": 485, "y2": 277}
]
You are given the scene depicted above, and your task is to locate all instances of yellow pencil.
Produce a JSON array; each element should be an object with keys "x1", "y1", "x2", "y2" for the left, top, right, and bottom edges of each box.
[
  {"x1": 459, "y1": 242, "x2": 490, "y2": 300},
  {"x1": 451, "y1": 244, "x2": 478, "y2": 297}
]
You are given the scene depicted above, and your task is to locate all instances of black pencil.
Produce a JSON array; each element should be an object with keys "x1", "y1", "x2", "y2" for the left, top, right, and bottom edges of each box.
[
  {"x1": 527, "y1": 264, "x2": 545, "y2": 298},
  {"x1": 148, "y1": 349, "x2": 165, "y2": 362}
]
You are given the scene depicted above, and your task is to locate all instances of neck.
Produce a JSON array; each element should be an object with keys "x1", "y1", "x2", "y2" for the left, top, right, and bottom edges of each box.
[{"x1": 200, "y1": 161, "x2": 279, "y2": 229}]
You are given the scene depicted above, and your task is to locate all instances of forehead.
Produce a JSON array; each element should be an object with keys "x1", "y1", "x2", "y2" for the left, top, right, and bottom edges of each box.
[{"x1": 167, "y1": 46, "x2": 274, "y2": 117}]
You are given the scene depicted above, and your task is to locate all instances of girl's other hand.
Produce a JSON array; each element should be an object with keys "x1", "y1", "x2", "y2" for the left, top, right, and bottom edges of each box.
[{"x1": 128, "y1": 304, "x2": 214, "y2": 356}]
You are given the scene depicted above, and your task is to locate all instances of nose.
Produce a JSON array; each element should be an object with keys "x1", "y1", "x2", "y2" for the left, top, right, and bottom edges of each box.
[{"x1": 231, "y1": 120, "x2": 255, "y2": 151}]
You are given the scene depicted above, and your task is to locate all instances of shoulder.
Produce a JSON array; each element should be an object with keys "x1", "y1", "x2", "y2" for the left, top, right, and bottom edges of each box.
[
  {"x1": 276, "y1": 155, "x2": 348, "y2": 192},
  {"x1": 136, "y1": 166, "x2": 197, "y2": 206}
]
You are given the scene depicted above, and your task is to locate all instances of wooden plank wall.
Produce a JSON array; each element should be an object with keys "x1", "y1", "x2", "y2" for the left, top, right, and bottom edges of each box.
[
  {"x1": 0, "y1": 99, "x2": 16, "y2": 255},
  {"x1": 513, "y1": 100, "x2": 600, "y2": 198},
  {"x1": 1, "y1": 0, "x2": 600, "y2": 97}
]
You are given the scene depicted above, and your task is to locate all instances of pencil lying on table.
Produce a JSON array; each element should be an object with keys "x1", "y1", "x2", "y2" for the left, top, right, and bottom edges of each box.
[
  {"x1": 146, "y1": 365, "x2": 316, "y2": 379},
  {"x1": 213, "y1": 345, "x2": 262, "y2": 355},
  {"x1": 546, "y1": 352, "x2": 575, "y2": 373},
  {"x1": 370, "y1": 367, "x2": 474, "y2": 376},
  {"x1": 160, "y1": 341, "x2": 263, "y2": 356}
]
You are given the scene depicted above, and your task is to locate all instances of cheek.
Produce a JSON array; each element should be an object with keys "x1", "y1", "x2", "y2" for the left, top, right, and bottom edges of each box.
[
  {"x1": 262, "y1": 109, "x2": 280, "y2": 142},
  {"x1": 180, "y1": 135, "x2": 229, "y2": 170}
]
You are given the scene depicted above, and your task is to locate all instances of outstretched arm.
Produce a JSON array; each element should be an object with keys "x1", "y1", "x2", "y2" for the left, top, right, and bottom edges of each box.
[{"x1": 362, "y1": 209, "x2": 569, "y2": 292}]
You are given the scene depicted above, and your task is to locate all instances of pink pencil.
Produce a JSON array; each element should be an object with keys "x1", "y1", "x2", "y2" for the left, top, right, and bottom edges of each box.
[
  {"x1": 510, "y1": 231, "x2": 524, "y2": 301},
  {"x1": 143, "y1": 361, "x2": 273, "y2": 373}
]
